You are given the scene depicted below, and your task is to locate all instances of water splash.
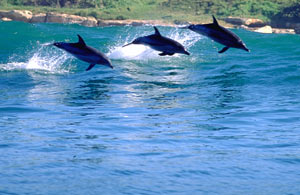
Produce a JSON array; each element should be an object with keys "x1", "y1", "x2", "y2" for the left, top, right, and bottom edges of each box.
[
  {"x1": 107, "y1": 27, "x2": 201, "y2": 61},
  {"x1": 109, "y1": 44, "x2": 158, "y2": 60},
  {"x1": 0, "y1": 42, "x2": 73, "y2": 74},
  {"x1": 0, "y1": 27, "x2": 202, "y2": 73}
]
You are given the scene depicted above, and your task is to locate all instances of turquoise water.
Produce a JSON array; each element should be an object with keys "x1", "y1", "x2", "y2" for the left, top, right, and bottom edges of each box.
[{"x1": 1, "y1": 21, "x2": 300, "y2": 195}]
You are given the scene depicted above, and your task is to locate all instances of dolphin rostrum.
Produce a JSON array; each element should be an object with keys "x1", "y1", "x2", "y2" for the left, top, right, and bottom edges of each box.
[
  {"x1": 186, "y1": 16, "x2": 249, "y2": 53},
  {"x1": 123, "y1": 26, "x2": 190, "y2": 56},
  {"x1": 53, "y1": 35, "x2": 113, "y2": 71}
]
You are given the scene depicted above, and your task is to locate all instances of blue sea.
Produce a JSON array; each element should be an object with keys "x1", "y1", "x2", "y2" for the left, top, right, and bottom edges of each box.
[{"x1": 1, "y1": 21, "x2": 300, "y2": 195}]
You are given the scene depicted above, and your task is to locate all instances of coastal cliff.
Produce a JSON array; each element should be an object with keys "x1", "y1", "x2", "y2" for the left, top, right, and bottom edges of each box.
[{"x1": 0, "y1": 9, "x2": 299, "y2": 34}]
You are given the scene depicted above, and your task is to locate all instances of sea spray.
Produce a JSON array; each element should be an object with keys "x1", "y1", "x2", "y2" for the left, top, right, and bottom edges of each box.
[{"x1": 1, "y1": 42, "x2": 73, "y2": 74}]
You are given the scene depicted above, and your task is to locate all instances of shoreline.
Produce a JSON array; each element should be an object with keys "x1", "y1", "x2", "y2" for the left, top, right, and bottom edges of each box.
[{"x1": 1, "y1": 9, "x2": 299, "y2": 34}]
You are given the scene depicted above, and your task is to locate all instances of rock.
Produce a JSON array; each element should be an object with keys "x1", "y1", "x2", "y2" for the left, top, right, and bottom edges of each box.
[
  {"x1": 138, "y1": 19, "x2": 174, "y2": 26},
  {"x1": 97, "y1": 20, "x2": 127, "y2": 26},
  {"x1": 0, "y1": 10, "x2": 10, "y2": 18},
  {"x1": 81, "y1": 17, "x2": 98, "y2": 27},
  {"x1": 129, "y1": 19, "x2": 162, "y2": 26},
  {"x1": 223, "y1": 17, "x2": 247, "y2": 25},
  {"x1": 129, "y1": 20, "x2": 149, "y2": 26},
  {"x1": 240, "y1": 25, "x2": 249, "y2": 30},
  {"x1": 46, "y1": 12, "x2": 85, "y2": 24},
  {"x1": 45, "y1": 12, "x2": 100, "y2": 27},
  {"x1": 30, "y1": 13, "x2": 47, "y2": 23},
  {"x1": 284, "y1": 22, "x2": 300, "y2": 29},
  {"x1": 98, "y1": 19, "x2": 138, "y2": 26},
  {"x1": 98, "y1": 20, "x2": 175, "y2": 26},
  {"x1": 97, "y1": 19, "x2": 173, "y2": 27},
  {"x1": 1, "y1": 17, "x2": 12, "y2": 21},
  {"x1": 0, "y1": 10, "x2": 32, "y2": 22},
  {"x1": 173, "y1": 19, "x2": 190, "y2": 25},
  {"x1": 223, "y1": 17, "x2": 265, "y2": 27},
  {"x1": 130, "y1": 21, "x2": 144, "y2": 26},
  {"x1": 272, "y1": 28, "x2": 295, "y2": 34},
  {"x1": 10, "y1": 10, "x2": 32, "y2": 22},
  {"x1": 244, "y1": 18, "x2": 265, "y2": 27},
  {"x1": 1, "y1": 10, "x2": 174, "y2": 27},
  {"x1": 97, "y1": 20, "x2": 109, "y2": 26},
  {"x1": 254, "y1": 25, "x2": 272, "y2": 34}
]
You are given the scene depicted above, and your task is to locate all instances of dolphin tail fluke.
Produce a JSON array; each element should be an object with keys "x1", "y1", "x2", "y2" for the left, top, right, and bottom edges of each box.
[
  {"x1": 86, "y1": 64, "x2": 96, "y2": 71},
  {"x1": 218, "y1": 47, "x2": 230, "y2": 53}
]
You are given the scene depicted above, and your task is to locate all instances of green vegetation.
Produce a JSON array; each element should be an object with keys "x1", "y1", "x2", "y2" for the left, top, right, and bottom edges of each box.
[
  {"x1": 272, "y1": 2, "x2": 300, "y2": 23},
  {"x1": 166, "y1": 1, "x2": 296, "y2": 17},
  {"x1": 0, "y1": 0, "x2": 299, "y2": 23}
]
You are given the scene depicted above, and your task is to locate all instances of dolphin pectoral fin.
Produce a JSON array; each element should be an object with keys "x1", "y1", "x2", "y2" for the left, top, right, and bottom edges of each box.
[
  {"x1": 159, "y1": 52, "x2": 174, "y2": 56},
  {"x1": 159, "y1": 52, "x2": 168, "y2": 56},
  {"x1": 86, "y1": 64, "x2": 96, "y2": 71},
  {"x1": 218, "y1": 47, "x2": 230, "y2": 53}
]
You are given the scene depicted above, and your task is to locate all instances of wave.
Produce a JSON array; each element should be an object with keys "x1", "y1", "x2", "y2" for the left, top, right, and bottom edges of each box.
[{"x1": 0, "y1": 27, "x2": 202, "y2": 73}]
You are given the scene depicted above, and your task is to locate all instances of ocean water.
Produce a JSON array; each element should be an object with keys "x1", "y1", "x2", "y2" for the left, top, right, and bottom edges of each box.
[{"x1": 1, "y1": 21, "x2": 300, "y2": 195}]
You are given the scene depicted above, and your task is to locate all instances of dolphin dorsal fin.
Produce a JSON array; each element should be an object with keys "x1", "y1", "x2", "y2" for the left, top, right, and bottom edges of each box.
[
  {"x1": 77, "y1": 34, "x2": 86, "y2": 46},
  {"x1": 212, "y1": 15, "x2": 219, "y2": 26},
  {"x1": 154, "y1": 26, "x2": 162, "y2": 36}
]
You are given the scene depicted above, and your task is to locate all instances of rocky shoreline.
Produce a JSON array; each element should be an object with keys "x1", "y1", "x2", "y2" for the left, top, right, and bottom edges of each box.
[{"x1": 1, "y1": 10, "x2": 299, "y2": 34}]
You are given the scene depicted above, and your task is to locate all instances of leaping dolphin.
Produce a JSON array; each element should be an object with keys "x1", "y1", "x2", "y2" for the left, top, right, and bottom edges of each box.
[
  {"x1": 123, "y1": 26, "x2": 190, "y2": 56},
  {"x1": 53, "y1": 35, "x2": 113, "y2": 71},
  {"x1": 185, "y1": 16, "x2": 249, "y2": 53}
]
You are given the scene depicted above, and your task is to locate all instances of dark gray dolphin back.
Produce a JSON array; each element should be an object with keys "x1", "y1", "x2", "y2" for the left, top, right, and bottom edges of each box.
[
  {"x1": 123, "y1": 26, "x2": 190, "y2": 56},
  {"x1": 187, "y1": 15, "x2": 249, "y2": 53},
  {"x1": 53, "y1": 34, "x2": 113, "y2": 70}
]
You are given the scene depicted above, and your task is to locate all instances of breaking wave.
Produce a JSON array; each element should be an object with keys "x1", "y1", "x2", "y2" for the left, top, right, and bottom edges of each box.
[{"x1": 0, "y1": 42, "x2": 73, "y2": 74}]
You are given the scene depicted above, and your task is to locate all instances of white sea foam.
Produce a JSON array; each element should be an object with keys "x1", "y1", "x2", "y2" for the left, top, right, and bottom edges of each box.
[
  {"x1": 0, "y1": 42, "x2": 73, "y2": 74},
  {"x1": 108, "y1": 44, "x2": 159, "y2": 60}
]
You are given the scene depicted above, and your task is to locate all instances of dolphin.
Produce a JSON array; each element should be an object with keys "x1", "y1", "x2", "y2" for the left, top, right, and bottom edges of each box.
[
  {"x1": 123, "y1": 26, "x2": 190, "y2": 56},
  {"x1": 53, "y1": 35, "x2": 113, "y2": 71},
  {"x1": 185, "y1": 16, "x2": 249, "y2": 53}
]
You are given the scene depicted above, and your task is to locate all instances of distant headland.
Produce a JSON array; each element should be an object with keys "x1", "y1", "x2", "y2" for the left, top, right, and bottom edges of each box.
[
  {"x1": 1, "y1": 9, "x2": 299, "y2": 35},
  {"x1": 0, "y1": 0, "x2": 299, "y2": 34}
]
